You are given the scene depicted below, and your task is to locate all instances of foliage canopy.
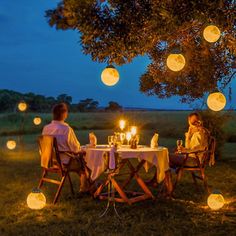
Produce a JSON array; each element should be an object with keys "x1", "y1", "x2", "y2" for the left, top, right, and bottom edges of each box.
[{"x1": 46, "y1": 0, "x2": 236, "y2": 102}]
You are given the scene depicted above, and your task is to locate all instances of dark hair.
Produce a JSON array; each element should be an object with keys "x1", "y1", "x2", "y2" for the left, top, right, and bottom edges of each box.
[
  {"x1": 188, "y1": 112, "x2": 202, "y2": 125},
  {"x1": 52, "y1": 103, "x2": 68, "y2": 121}
]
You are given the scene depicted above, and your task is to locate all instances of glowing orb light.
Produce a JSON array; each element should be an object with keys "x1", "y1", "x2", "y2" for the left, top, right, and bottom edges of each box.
[
  {"x1": 203, "y1": 25, "x2": 221, "y2": 43},
  {"x1": 166, "y1": 53, "x2": 186, "y2": 72},
  {"x1": 207, "y1": 191, "x2": 225, "y2": 210},
  {"x1": 33, "y1": 117, "x2": 42, "y2": 125},
  {"x1": 18, "y1": 101, "x2": 27, "y2": 112},
  {"x1": 27, "y1": 188, "x2": 46, "y2": 210},
  {"x1": 207, "y1": 92, "x2": 226, "y2": 111},
  {"x1": 6, "y1": 140, "x2": 17, "y2": 150},
  {"x1": 101, "y1": 65, "x2": 119, "y2": 86}
]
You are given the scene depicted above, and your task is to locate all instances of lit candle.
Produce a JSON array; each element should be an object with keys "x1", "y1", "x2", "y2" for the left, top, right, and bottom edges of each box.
[
  {"x1": 131, "y1": 126, "x2": 137, "y2": 136},
  {"x1": 119, "y1": 120, "x2": 126, "y2": 131}
]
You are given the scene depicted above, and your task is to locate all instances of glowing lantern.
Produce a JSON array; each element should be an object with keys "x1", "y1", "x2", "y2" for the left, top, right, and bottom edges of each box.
[
  {"x1": 18, "y1": 101, "x2": 27, "y2": 112},
  {"x1": 101, "y1": 65, "x2": 119, "y2": 86},
  {"x1": 119, "y1": 120, "x2": 126, "y2": 131},
  {"x1": 207, "y1": 191, "x2": 224, "y2": 210},
  {"x1": 33, "y1": 117, "x2": 42, "y2": 125},
  {"x1": 130, "y1": 126, "x2": 137, "y2": 136},
  {"x1": 166, "y1": 53, "x2": 186, "y2": 72},
  {"x1": 27, "y1": 188, "x2": 46, "y2": 210},
  {"x1": 203, "y1": 25, "x2": 221, "y2": 43},
  {"x1": 6, "y1": 140, "x2": 16, "y2": 150},
  {"x1": 126, "y1": 132, "x2": 132, "y2": 143},
  {"x1": 207, "y1": 92, "x2": 226, "y2": 111}
]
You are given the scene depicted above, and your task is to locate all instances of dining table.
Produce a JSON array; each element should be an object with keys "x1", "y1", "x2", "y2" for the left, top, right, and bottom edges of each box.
[{"x1": 83, "y1": 144, "x2": 170, "y2": 205}]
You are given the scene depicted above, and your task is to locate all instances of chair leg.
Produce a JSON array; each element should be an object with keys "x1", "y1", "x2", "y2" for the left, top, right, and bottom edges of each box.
[
  {"x1": 53, "y1": 175, "x2": 67, "y2": 204},
  {"x1": 67, "y1": 174, "x2": 74, "y2": 195},
  {"x1": 38, "y1": 169, "x2": 47, "y2": 188},
  {"x1": 200, "y1": 169, "x2": 210, "y2": 193},
  {"x1": 191, "y1": 172, "x2": 199, "y2": 191},
  {"x1": 174, "y1": 168, "x2": 183, "y2": 190}
]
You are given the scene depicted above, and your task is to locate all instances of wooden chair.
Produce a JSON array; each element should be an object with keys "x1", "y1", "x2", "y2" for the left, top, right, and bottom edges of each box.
[
  {"x1": 38, "y1": 135, "x2": 86, "y2": 204},
  {"x1": 173, "y1": 136, "x2": 216, "y2": 193}
]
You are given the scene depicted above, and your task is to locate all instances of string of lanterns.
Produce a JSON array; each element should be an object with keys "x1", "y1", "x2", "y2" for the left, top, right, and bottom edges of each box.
[
  {"x1": 6, "y1": 101, "x2": 43, "y2": 151},
  {"x1": 100, "y1": 24, "x2": 227, "y2": 112}
]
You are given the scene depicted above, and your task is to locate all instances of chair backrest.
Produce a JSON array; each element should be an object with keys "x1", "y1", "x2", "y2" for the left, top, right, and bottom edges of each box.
[{"x1": 38, "y1": 135, "x2": 62, "y2": 169}]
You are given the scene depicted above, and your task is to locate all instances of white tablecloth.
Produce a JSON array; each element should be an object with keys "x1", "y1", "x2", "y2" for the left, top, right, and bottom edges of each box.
[{"x1": 83, "y1": 145, "x2": 169, "y2": 183}]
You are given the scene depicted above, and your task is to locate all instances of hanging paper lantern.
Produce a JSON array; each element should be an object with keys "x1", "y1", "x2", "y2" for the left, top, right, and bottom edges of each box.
[
  {"x1": 207, "y1": 191, "x2": 225, "y2": 210},
  {"x1": 6, "y1": 140, "x2": 16, "y2": 150},
  {"x1": 119, "y1": 120, "x2": 126, "y2": 131},
  {"x1": 27, "y1": 188, "x2": 46, "y2": 210},
  {"x1": 18, "y1": 101, "x2": 27, "y2": 112},
  {"x1": 166, "y1": 54, "x2": 186, "y2": 72},
  {"x1": 203, "y1": 25, "x2": 221, "y2": 43},
  {"x1": 207, "y1": 92, "x2": 226, "y2": 111},
  {"x1": 33, "y1": 117, "x2": 42, "y2": 125},
  {"x1": 101, "y1": 65, "x2": 119, "y2": 86}
]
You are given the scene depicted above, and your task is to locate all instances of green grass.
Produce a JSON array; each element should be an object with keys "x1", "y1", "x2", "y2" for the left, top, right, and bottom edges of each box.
[{"x1": 0, "y1": 111, "x2": 236, "y2": 235}]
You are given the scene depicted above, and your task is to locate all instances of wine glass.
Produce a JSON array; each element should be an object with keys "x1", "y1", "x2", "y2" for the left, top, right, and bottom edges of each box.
[
  {"x1": 108, "y1": 136, "x2": 113, "y2": 147},
  {"x1": 176, "y1": 139, "x2": 183, "y2": 153}
]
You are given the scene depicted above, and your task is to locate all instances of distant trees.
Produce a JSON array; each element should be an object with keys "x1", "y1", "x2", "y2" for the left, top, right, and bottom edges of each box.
[
  {"x1": 77, "y1": 98, "x2": 99, "y2": 112},
  {"x1": 0, "y1": 89, "x2": 122, "y2": 113},
  {"x1": 105, "y1": 101, "x2": 123, "y2": 112}
]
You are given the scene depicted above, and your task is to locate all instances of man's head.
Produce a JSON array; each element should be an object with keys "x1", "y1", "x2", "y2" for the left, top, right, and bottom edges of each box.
[
  {"x1": 52, "y1": 103, "x2": 68, "y2": 121},
  {"x1": 188, "y1": 112, "x2": 202, "y2": 127}
]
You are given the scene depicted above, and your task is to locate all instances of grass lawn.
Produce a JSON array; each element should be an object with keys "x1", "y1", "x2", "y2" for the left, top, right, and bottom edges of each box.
[{"x1": 0, "y1": 111, "x2": 235, "y2": 235}]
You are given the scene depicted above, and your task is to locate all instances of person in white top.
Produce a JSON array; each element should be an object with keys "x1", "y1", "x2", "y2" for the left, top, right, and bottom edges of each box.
[
  {"x1": 42, "y1": 103, "x2": 90, "y2": 193},
  {"x1": 169, "y1": 112, "x2": 210, "y2": 167}
]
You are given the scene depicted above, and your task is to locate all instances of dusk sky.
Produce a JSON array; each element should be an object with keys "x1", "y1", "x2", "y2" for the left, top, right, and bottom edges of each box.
[{"x1": 0, "y1": 0, "x2": 235, "y2": 109}]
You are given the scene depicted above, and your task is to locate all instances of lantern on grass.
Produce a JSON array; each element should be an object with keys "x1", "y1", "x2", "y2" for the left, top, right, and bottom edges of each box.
[
  {"x1": 207, "y1": 191, "x2": 225, "y2": 210},
  {"x1": 33, "y1": 117, "x2": 42, "y2": 125},
  {"x1": 166, "y1": 53, "x2": 186, "y2": 72},
  {"x1": 6, "y1": 140, "x2": 16, "y2": 150},
  {"x1": 18, "y1": 101, "x2": 27, "y2": 112},
  {"x1": 27, "y1": 188, "x2": 46, "y2": 210},
  {"x1": 207, "y1": 92, "x2": 226, "y2": 111},
  {"x1": 203, "y1": 25, "x2": 221, "y2": 43},
  {"x1": 101, "y1": 65, "x2": 119, "y2": 86}
]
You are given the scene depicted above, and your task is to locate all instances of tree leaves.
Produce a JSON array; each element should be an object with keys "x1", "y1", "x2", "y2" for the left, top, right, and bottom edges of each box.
[{"x1": 46, "y1": 0, "x2": 236, "y2": 102}]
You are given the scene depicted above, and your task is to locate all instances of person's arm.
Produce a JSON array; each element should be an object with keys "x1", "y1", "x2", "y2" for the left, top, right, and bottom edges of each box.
[{"x1": 67, "y1": 127, "x2": 81, "y2": 154}]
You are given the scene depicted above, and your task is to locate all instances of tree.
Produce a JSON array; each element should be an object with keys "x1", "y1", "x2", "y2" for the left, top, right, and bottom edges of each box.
[
  {"x1": 105, "y1": 101, "x2": 122, "y2": 112},
  {"x1": 46, "y1": 0, "x2": 236, "y2": 103},
  {"x1": 57, "y1": 94, "x2": 72, "y2": 105},
  {"x1": 77, "y1": 98, "x2": 99, "y2": 112}
]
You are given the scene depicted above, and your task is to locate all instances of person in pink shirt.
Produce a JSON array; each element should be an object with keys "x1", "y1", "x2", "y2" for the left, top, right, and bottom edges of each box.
[{"x1": 42, "y1": 103, "x2": 90, "y2": 193}]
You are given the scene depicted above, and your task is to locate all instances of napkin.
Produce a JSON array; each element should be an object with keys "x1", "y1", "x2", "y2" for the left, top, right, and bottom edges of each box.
[
  {"x1": 150, "y1": 133, "x2": 159, "y2": 148},
  {"x1": 109, "y1": 145, "x2": 116, "y2": 169},
  {"x1": 89, "y1": 132, "x2": 97, "y2": 147}
]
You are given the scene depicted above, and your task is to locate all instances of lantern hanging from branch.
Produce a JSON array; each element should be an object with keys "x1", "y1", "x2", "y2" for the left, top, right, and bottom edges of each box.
[
  {"x1": 6, "y1": 140, "x2": 16, "y2": 150},
  {"x1": 166, "y1": 53, "x2": 186, "y2": 72},
  {"x1": 33, "y1": 117, "x2": 42, "y2": 125},
  {"x1": 27, "y1": 188, "x2": 46, "y2": 210},
  {"x1": 203, "y1": 25, "x2": 221, "y2": 43},
  {"x1": 207, "y1": 191, "x2": 225, "y2": 210},
  {"x1": 18, "y1": 101, "x2": 27, "y2": 112},
  {"x1": 207, "y1": 92, "x2": 226, "y2": 111},
  {"x1": 101, "y1": 65, "x2": 119, "y2": 86}
]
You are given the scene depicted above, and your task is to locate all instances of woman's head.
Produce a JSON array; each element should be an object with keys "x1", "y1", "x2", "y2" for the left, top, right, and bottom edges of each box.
[
  {"x1": 52, "y1": 103, "x2": 68, "y2": 121},
  {"x1": 188, "y1": 112, "x2": 202, "y2": 127}
]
